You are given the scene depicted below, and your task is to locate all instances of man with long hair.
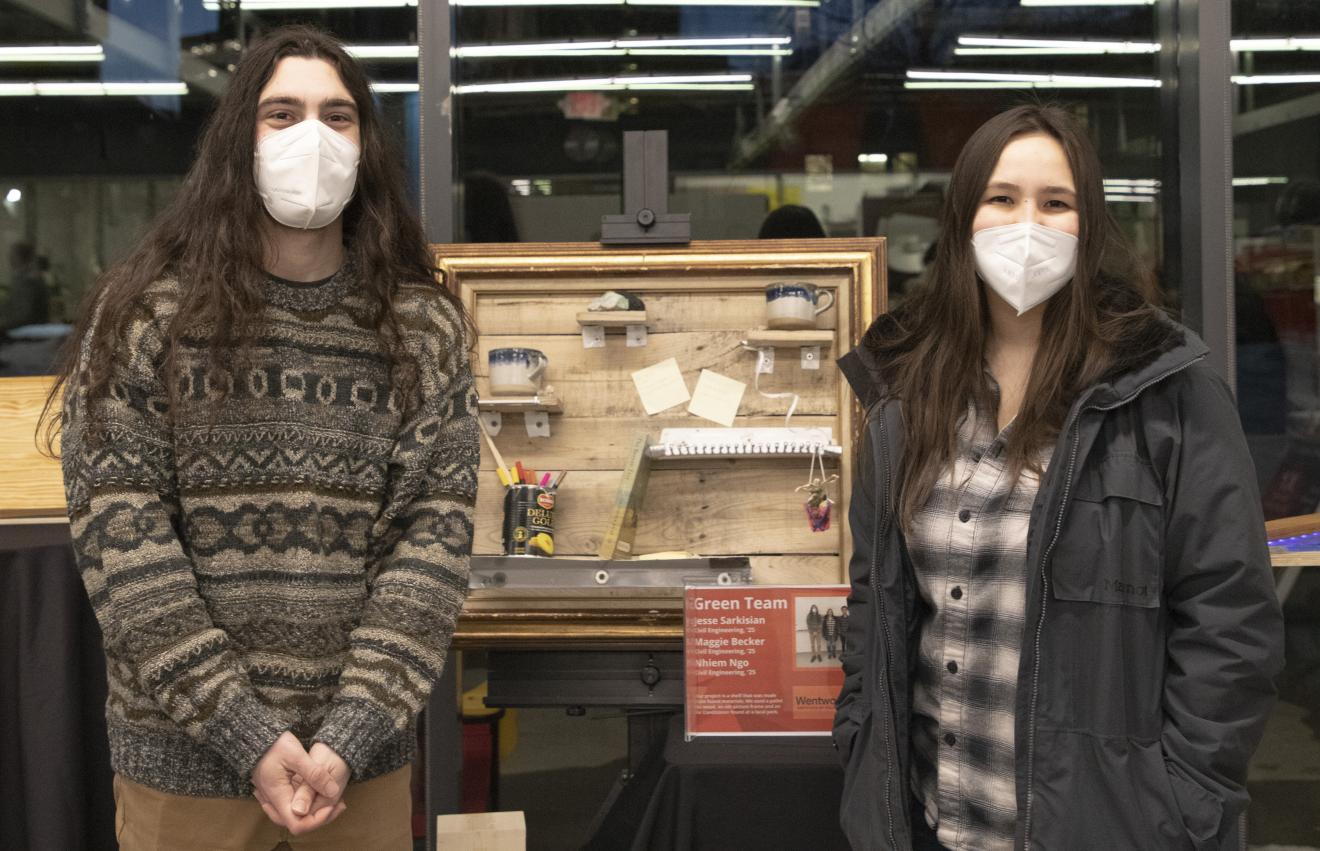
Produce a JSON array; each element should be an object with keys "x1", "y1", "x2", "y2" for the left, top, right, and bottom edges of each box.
[{"x1": 46, "y1": 25, "x2": 477, "y2": 848}]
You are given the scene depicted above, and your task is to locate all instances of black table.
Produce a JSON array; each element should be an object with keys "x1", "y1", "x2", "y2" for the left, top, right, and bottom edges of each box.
[
  {"x1": 0, "y1": 525, "x2": 115, "y2": 851},
  {"x1": 590, "y1": 712, "x2": 850, "y2": 851}
]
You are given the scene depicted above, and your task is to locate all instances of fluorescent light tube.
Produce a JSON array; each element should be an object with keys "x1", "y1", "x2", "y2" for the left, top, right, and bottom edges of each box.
[
  {"x1": 1232, "y1": 37, "x2": 1320, "y2": 52},
  {"x1": 956, "y1": 36, "x2": 1157, "y2": 55},
  {"x1": 1103, "y1": 184, "x2": 1159, "y2": 194},
  {"x1": 622, "y1": 37, "x2": 791, "y2": 47},
  {"x1": 456, "y1": 41, "x2": 616, "y2": 57},
  {"x1": 203, "y1": 0, "x2": 415, "y2": 8},
  {"x1": 455, "y1": 73, "x2": 753, "y2": 94},
  {"x1": 0, "y1": 81, "x2": 187, "y2": 96},
  {"x1": 346, "y1": 45, "x2": 420, "y2": 60},
  {"x1": 457, "y1": 0, "x2": 815, "y2": 5},
  {"x1": 952, "y1": 35, "x2": 1320, "y2": 56},
  {"x1": 1103, "y1": 178, "x2": 1161, "y2": 186},
  {"x1": 632, "y1": 0, "x2": 819, "y2": 5},
  {"x1": 454, "y1": 0, "x2": 620, "y2": 5},
  {"x1": 369, "y1": 82, "x2": 419, "y2": 92},
  {"x1": 453, "y1": 36, "x2": 791, "y2": 58},
  {"x1": 955, "y1": 47, "x2": 1116, "y2": 56},
  {"x1": 1234, "y1": 74, "x2": 1320, "y2": 85},
  {"x1": 1233, "y1": 177, "x2": 1288, "y2": 187},
  {"x1": 1022, "y1": 0, "x2": 1154, "y2": 6},
  {"x1": 0, "y1": 45, "x2": 105, "y2": 62},
  {"x1": 906, "y1": 70, "x2": 1159, "y2": 89}
]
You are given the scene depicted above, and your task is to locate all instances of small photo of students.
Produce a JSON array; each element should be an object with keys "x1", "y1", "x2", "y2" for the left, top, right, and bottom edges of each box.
[{"x1": 793, "y1": 595, "x2": 848, "y2": 669}]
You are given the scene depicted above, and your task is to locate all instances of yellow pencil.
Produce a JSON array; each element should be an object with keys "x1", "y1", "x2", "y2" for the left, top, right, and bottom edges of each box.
[{"x1": 478, "y1": 421, "x2": 513, "y2": 488}]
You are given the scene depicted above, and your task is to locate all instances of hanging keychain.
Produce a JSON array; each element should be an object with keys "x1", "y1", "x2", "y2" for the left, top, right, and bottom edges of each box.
[{"x1": 795, "y1": 449, "x2": 838, "y2": 532}]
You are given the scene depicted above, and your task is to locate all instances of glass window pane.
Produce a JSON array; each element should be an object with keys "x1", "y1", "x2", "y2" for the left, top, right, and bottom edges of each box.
[
  {"x1": 452, "y1": 0, "x2": 1163, "y2": 307},
  {"x1": 0, "y1": 0, "x2": 419, "y2": 376}
]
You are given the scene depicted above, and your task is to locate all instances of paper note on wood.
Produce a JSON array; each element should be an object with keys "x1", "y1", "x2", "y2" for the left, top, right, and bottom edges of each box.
[
  {"x1": 632, "y1": 358, "x2": 691, "y2": 415},
  {"x1": 687, "y1": 369, "x2": 746, "y2": 427}
]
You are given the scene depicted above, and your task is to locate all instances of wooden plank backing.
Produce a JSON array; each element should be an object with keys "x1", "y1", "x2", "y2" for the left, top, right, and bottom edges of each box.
[{"x1": 751, "y1": 556, "x2": 842, "y2": 586}]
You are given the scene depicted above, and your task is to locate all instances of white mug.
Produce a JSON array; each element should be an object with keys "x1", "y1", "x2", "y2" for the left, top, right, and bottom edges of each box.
[
  {"x1": 766, "y1": 283, "x2": 835, "y2": 329},
  {"x1": 489, "y1": 347, "x2": 548, "y2": 395}
]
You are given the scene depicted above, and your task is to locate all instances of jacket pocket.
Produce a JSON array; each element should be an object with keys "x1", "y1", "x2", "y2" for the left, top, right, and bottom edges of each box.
[
  {"x1": 1164, "y1": 757, "x2": 1225, "y2": 849},
  {"x1": 839, "y1": 708, "x2": 888, "y2": 851},
  {"x1": 1051, "y1": 453, "x2": 1163, "y2": 608},
  {"x1": 1030, "y1": 728, "x2": 1194, "y2": 851}
]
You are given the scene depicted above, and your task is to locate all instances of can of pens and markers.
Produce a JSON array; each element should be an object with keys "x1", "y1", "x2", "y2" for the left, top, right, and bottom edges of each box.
[{"x1": 502, "y1": 484, "x2": 555, "y2": 556}]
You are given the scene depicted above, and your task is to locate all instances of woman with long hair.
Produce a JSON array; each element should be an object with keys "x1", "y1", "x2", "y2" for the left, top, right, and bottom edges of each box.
[
  {"x1": 44, "y1": 25, "x2": 477, "y2": 849},
  {"x1": 807, "y1": 604, "x2": 825, "y2": 663},
  {"x1": 833, "y1": 105, "x2": 1283, "y2": 851}
]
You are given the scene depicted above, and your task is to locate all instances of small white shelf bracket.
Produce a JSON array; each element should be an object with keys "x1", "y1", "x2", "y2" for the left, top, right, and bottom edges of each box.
[{"x1": 524, "y1": 411, "x2": 551, "y2": 438}]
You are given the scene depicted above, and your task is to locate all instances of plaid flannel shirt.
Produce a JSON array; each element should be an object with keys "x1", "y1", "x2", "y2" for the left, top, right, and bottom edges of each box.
[{"x1": 908, "y1": 393, "x2": 1053, "y2": 851}]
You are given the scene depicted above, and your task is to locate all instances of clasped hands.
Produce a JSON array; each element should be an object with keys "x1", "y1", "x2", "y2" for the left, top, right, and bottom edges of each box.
[{"x1": 251, "y1": 732, "x2": 351, "y2": 835}]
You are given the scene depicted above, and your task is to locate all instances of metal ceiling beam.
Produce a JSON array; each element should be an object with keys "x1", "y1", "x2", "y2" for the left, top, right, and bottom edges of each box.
[
  {"x1": 1235, "y1": 89, "x2": 1320, "y2": 137},
  {"x1": 731, "y1": 0, "x2": 929, "y2": 168}
]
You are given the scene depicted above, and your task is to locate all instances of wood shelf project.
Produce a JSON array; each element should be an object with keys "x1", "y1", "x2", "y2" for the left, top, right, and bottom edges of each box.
[
  {"x1": 477, "y1": 392, "x2": 563, "y2": 438},
  {"x1": 442, "y1": 238, "x2": 887, "y2": 605}
]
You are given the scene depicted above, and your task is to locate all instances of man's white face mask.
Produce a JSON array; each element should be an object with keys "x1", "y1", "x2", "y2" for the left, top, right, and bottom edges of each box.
[
  {"x1": 971, "y1": 221, "x2": 1079, "y2": 315},
  {"x1": 254, "y1": 119, "x2": 360, "y2": 230}
]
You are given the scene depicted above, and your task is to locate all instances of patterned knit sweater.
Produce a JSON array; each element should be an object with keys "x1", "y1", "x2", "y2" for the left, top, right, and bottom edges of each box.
[{"x1": 60, "y1": 263, "x2": 478, "y2": 797}]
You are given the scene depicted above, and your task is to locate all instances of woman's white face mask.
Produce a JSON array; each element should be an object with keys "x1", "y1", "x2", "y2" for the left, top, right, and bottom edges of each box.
[
  {"x1": 254, "y1": 118, "x2": 360, "y2": 230},
  {"x1": 971, "y1": 222, "x2": 1079, "y2": 316}
]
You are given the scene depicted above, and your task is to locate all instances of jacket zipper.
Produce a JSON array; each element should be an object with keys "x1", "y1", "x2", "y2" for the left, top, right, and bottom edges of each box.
[
  {"x1": 1021, "y1": 356, "x2": 1204, "y2": 850},
  {"x1": 871, "y1": 409, "x2": 900, "y2": 850}
]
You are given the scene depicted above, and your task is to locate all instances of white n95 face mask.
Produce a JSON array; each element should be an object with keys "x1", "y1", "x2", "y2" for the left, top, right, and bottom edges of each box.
[
  {"x1": 254, "y1": 119, "x2": 360, "y2": 230},
  {"x1": 971, "y1": 221, "x2": 1079, "y2": 315}
]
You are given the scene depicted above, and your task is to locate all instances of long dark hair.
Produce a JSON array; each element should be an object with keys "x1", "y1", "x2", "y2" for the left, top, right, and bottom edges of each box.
[
  {"x1": 867, "y1": 104, "x2": 1164, "y2": 531},
  {"x1": 41, "y1": 24, "x2": 463, "y2": 451}
]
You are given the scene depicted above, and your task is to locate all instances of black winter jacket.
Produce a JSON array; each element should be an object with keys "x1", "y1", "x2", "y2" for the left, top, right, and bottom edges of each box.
[{"x1": 833, "y1": 316, "x2": 1285, "y2": 851}]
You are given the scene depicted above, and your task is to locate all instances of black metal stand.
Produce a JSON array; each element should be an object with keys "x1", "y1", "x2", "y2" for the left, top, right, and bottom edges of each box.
[{"x1": 600, "y1": 131, "x2": 691, "y2": 245}]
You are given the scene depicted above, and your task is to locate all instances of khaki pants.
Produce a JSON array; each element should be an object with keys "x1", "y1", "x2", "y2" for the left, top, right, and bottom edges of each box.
[{"x1": 113, "y1": 767, "x2": 413, "y2": 851}]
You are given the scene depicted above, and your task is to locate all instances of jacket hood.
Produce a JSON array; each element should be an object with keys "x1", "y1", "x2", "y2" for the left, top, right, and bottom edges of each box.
[{"x1": 838, "y1": 306, "x2": 1209, "y2": 413}]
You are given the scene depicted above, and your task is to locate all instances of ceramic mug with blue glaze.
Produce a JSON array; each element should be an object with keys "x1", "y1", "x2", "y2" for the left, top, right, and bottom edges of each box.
[
  {"x1": 489, "y1": 347, "x2": 549, "y2": 395},
  {"x1": 765, "y1": 282, "x2": 835, "y2": 329}
]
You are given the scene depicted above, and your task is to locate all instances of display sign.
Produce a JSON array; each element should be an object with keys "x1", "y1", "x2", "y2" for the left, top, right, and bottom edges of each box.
[{"x1": 684, "y1": 584, "x2": 850, "y2": 737}]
